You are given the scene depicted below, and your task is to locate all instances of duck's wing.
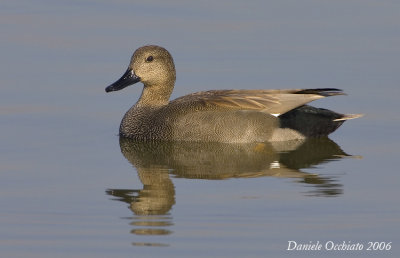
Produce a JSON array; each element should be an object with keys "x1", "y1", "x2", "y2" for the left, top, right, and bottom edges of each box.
[{"x1": 171, "y1": 88, "x2": 345, "y2": 116}]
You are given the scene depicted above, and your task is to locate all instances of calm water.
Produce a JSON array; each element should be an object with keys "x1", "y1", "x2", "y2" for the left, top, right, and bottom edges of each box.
[{"x1": 1, "y1": 1, "x2": 399, "y2": 257}]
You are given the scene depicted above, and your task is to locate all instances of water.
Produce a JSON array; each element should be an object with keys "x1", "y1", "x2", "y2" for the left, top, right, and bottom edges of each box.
[{"x1": 1, "y1": 1, "x2": 399, "y2": 257}]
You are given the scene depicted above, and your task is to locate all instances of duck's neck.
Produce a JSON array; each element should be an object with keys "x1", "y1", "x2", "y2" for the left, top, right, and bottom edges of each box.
[{"x1": 136, "y1": 82, "x2": 174, "y2": 107}]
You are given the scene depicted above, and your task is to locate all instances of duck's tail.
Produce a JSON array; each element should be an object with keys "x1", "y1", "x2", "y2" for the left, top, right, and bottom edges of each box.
[
  {"x1": 333, "y1": 113, "x2": 364, "y2": 121},
  {"x1": 279, "y1": 105, "x2": 363, "y2": 137}
]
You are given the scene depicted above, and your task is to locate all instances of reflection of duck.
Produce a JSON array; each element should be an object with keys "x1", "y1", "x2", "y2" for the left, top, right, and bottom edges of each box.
[
  {"x1": 105, "y1": 162, "x2": 175, "y2": 245},
  {"x1": 117, "y1": 136, "x2": 349, "y2": 183},
  {"x1": 106, "y1": 136, "x2": 357, "y2": 244},
  {"x1": 105, "y1": 45, "x2": 362, "y2": 142}
]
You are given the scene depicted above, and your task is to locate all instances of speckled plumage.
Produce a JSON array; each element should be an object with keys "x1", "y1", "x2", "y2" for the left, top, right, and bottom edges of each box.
[{"x1": 106, "y1": 45, "x2": 362, "y2": 142}]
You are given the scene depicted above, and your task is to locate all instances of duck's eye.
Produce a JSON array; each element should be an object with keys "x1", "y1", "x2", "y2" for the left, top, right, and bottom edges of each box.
[{"x1": 146, "y1": 56, "x2": 154, "y2": 62}]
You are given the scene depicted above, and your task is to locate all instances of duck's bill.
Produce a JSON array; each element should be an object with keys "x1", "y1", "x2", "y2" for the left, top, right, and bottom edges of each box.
[{"x1": 105, "y1": 68, "x2": 141, "y2": 92}]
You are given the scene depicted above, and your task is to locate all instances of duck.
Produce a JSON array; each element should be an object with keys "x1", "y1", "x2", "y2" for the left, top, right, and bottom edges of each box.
[{"x1": 105, "y1": 45, "x2": 362, "y2": 142}]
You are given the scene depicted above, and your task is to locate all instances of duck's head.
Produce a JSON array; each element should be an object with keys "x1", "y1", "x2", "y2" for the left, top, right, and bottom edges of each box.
[{"x1": 105, "y1": 45, "x2": 176, "y2": 93}]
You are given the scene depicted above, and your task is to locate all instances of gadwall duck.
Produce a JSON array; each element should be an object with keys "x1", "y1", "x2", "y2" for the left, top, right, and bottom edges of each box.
[{"x1": 105, "y1": 45, "x2": 362, "y2": 142}]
